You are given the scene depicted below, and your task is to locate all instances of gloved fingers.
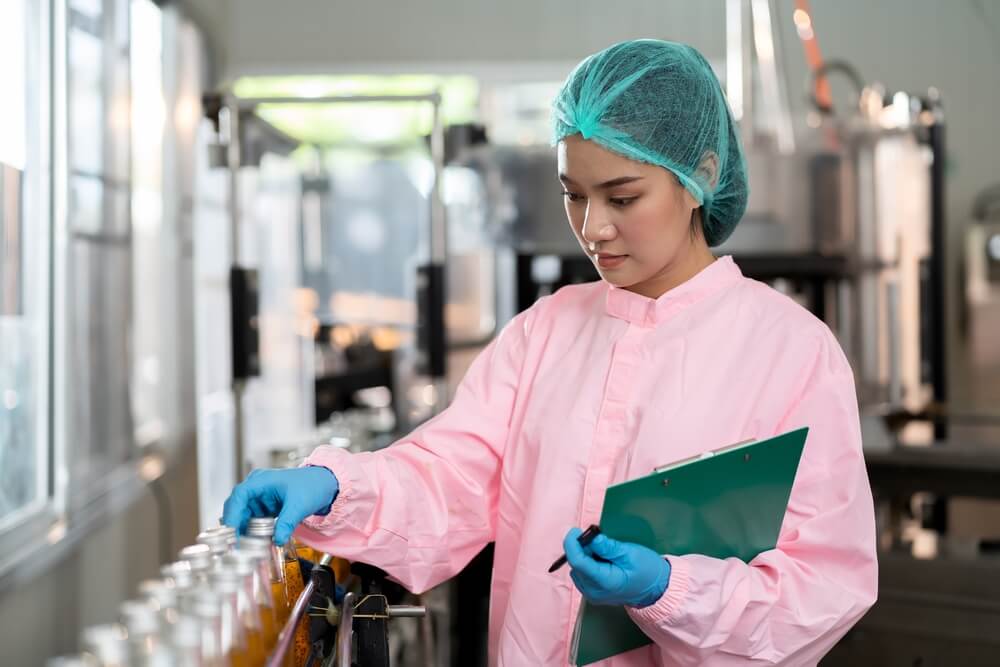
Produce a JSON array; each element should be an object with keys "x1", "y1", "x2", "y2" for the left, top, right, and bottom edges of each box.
[
  {"x1": 588, "y1": 534, "x2": 629, "y2": 562},
  {"x1": 274, "y1": 500, "x2": 313, "y2": 546},
  {"x1": 247, "y1": 495, "x2": 277, "y2": 520},
  {"x1": 562, "y1": 528, "x2": 589, "y2": 567},
  {"x1": 564, "y1": 535, "x2": 609, "y2": 583},
  {"x1": 222, "y1": 483, "x2": 252, "y2": 535}
]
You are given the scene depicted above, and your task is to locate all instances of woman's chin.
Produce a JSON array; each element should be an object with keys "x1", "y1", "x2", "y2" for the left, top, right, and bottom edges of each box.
[{"x1": 598, "y1": 269, "x2": 639, "y2": 289}]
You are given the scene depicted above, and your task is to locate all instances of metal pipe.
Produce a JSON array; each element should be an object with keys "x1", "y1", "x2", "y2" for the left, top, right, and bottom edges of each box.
[
  {"x1": 236, "y1": 93, "x2": 442, "y2": 108},
  {"x1": 227, "y1": 98, "x2": 246, "y2": 482},
  {"x1": 926, "y1": 102, "x2": 947, "y2": 441},
  {"x1": 886, "y1": 279, "x2": 902, "y2": 406},
  {"x1": 266, "y1": 553, "x2": 333, "y2": 667},
  {"x1": 429, "y1": 90, "x2": 447, "y2": 265},
  {"x1": 387, "y1": 604, "x2": 427, "y2": 618},
  {"x1": 336, "y1": 591, "x2": 356, "y2": 667},
  {"x1": 750, "y1": 0, "x2": 796, "y2": 153},
  {"x1": 726, "y1": 0, "x2": 751, "y2": 124}
]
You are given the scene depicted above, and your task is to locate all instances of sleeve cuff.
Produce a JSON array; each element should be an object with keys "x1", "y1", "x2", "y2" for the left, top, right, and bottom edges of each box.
[
  {"x1": 299, "y1": 445, "x2": 367, "y2": 533},
  {"x1": 627, "y1": 555, "x2": 692, "y2": 627}
]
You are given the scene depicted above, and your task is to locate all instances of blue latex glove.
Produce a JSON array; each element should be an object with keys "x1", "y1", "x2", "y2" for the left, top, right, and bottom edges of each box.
[
  {"x1": 563, "y1": 527, "x2": 671, "y2": 608},
  {"x1": 222, "y1": 466, "x2": 340, "y2": 545}
]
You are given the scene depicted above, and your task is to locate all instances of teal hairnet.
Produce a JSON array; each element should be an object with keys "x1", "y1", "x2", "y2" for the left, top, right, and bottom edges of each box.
[{"x1": 552, "y1": 39, "x2": 749, "y2": 247}]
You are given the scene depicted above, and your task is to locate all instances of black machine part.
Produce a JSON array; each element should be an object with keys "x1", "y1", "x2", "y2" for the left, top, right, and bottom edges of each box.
[
  {"x1": 306, "y1": 563, "x2": 340, "y2": 666},
  {"x1": 416, "y1": 263, "x2": 446, "y2": 378},
  {"x1": 229, "y1": 265, "x2": 260, "y2": 380},
  {"x1": 336, "y1": 563, "x2": 427, "y2": 667}
]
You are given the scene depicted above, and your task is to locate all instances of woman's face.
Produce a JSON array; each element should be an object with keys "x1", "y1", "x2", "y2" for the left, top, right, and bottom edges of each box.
[{"x1": 557, "y1": 135, "x2": 708, "y2": 298}]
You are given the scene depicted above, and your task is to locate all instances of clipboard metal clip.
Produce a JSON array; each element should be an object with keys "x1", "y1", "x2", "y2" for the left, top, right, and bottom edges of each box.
[{"x1": 652, "y1": 439, "x2": 757, "y2": 474}]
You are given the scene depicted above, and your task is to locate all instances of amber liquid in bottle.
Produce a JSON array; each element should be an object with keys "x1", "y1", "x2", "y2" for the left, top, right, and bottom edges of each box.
[{"x1": 282, "y1": 558, "x2": 312, "y2": 667}]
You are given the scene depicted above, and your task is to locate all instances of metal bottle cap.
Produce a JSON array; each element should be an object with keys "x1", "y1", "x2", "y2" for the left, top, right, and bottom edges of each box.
[
  {"x1": 177, "y1": 544, "x2": 213, "y2": 572},
  {"x1": 197, "y1": 529, "x2": 235, "y2": 556},
  {"x1": 246, "y1": 517, "x2": 276, "y2": 537}
]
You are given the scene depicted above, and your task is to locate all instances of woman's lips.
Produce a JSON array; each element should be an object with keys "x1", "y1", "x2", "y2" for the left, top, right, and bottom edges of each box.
[{"x1": 596, "y1": 253, "x2": 627, "y2": 269}]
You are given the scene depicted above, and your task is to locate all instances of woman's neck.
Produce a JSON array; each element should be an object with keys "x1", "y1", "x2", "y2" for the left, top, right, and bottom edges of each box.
[{"x1": 625, "y1": 242, "x2": 717, "y2": 299}]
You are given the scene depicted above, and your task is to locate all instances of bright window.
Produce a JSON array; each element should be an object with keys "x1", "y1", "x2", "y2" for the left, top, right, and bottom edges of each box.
[{"x1": 0, "y1": 0, "x2": 51, "y2": 531}]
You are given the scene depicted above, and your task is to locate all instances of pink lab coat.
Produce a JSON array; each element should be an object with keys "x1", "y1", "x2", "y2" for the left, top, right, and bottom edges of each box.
[{"x1": 296, "y1": 256, "x2": 878, "y2": 666}]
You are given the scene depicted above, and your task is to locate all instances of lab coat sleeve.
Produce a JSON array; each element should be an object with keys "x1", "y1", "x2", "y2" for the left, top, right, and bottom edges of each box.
[
  {"x1": 626, "y1": 328, "x2": 878, "y2": 666},
  {"x1": 292, "y1": 305, "x2": 537, "y2": 594}
]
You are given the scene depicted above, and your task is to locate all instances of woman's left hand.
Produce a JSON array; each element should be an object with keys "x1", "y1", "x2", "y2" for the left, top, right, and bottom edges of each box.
[{"x1": 563, "y1": 528, "x2": 671, "y2": 608}]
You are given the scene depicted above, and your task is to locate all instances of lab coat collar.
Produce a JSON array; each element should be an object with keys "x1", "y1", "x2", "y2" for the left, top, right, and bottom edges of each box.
[{"x1": 604, "y1": 255, "x2": 742, "y2": 327}]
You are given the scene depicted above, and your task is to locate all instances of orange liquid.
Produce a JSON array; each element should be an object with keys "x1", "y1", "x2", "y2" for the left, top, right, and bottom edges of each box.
[
  {"x1": 282, "y1": 558, "x2": 311, "y2": 667},
  {"x1": 227, "y1": 648, "x2": 250, "y2": 667},
  {"x1": 259, "y1": 607, "x2": 278, "y2": 651},
  {"x1": 291, "y1": 616, "x2": 311, "y2": 667},
  {"x1": 284, "y1": 559, "x2": 305, "y2": 611},
  {"x1": 246, "y1": 627, "x2": 267, "y2": 665},
  {"x1": 271, "y1": 581, "x2": 289, "y2": 624}
]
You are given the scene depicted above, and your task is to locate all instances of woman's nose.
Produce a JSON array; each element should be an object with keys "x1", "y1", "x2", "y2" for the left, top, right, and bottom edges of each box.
[{"x1": 582, "y1": 214, "x2": 618, "y2": 246}]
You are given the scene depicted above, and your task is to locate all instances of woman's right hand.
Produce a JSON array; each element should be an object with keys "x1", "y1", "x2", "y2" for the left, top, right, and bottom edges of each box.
[{"x1": 222, "y1": 466, "x2": 340, "y2": 545}]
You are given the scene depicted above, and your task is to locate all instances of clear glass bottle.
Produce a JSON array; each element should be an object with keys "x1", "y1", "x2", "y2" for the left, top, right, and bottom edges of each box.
[
  {"x1": 198, "y1": 526, "x2": 237, "y2": 562},
  {"x1": 137, "y1": 579, "x2": 180, "y2": 631},
  {"x1": 217, "y1": 556, "x2": 269, "y2": 664},
  {"x1": 178, "y1": 544, "x2": 214, "y2": 585},
  {"x1": 210, "y1": 568, "x2": 255, "y2": 667},
  {"x1": 245, "y1": 518, "x2": 290, "y2": 623},
  {"x1": 80, "y1": 624, "x2": 128, "y2": 667},
  {"x1": 120, "y1": 599, "x2": 167, "y2": 665},
  {"x1": 161, "y1": 560, "x2": 195, "y2": 590},
  {"x1": 178, "y1": 588, "x2": 226, "y2": 667},
  {"x1": 169, "y1": 613, "x2": 205, "y2": 667},
  {"x1": 236, "y1": 538, "x2": 281, "y2": 642}
]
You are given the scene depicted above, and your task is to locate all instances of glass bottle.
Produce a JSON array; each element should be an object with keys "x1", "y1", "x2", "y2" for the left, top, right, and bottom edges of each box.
[
  {"x1": 161, "y1": 561, "x2": 195, "y2": 590},
  {"x1": 178, "y1": 544, "x2": 214, "y2": 585},
  {"x1": 120, "y1": 599, "x2": 168, "y2": 665},
  {"x1": 198, "y1": 526, "x2": 237, "y2": 562},
  {"x1": 245, "y1": 519, "x2": 290, "y2": 623},
  {"x1": 211, "y1": 567, "x2": 259, "y2": 666},
  {"x1": 169, "y1": 613, "x2": 205, "y2": 667},
  {"x1": 232, "y1": 543, "x2": 280, "y2": 651},
  {"x1": 178, "y1": 588, "x2": 226, "y2": 667},
  {"x1": 137, "y1": 579, "x2": 180, "y2": 631},
  {"x1": 80, "y1": 624, "x2": 128, "y2": 667}
]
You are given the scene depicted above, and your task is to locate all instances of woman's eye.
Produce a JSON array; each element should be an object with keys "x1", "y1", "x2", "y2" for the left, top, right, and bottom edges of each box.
[
  {"x1": 610, "y1": 197, "x2": 637, "y2": 207},
  {"x1": 561, "y1": 191, "x2": 585, "y2": 203}
]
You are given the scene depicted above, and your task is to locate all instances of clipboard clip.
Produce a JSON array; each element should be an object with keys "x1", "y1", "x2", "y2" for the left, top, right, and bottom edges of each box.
[{"x1": 652, "y1": 439, "x2": 756, "y2": 474}]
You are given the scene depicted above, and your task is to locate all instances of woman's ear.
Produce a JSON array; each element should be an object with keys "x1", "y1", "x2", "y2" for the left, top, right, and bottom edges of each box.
[{"x1": 695, "y1": 151, "x2": 719, "y2": 191}]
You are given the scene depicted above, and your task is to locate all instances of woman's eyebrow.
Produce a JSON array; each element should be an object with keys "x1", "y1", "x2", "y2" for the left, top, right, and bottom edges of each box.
[{"x1": 558, "y1": 174, "x2": 645, "y2": 189}]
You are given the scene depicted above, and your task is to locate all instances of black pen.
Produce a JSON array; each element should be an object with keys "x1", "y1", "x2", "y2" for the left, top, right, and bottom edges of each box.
[{"x1": 548, "y1": 524, "x2": 602, "y2": 573}]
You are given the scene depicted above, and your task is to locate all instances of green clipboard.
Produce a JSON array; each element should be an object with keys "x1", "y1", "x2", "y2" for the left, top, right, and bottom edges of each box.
[{"x1": 570, "y1": 427, "x2": 809, "y2": 665}]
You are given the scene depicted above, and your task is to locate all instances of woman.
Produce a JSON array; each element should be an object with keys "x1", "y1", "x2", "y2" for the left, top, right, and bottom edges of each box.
[{"x1": 223, "y1": 39, "x2": 877, "y2": 665}]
